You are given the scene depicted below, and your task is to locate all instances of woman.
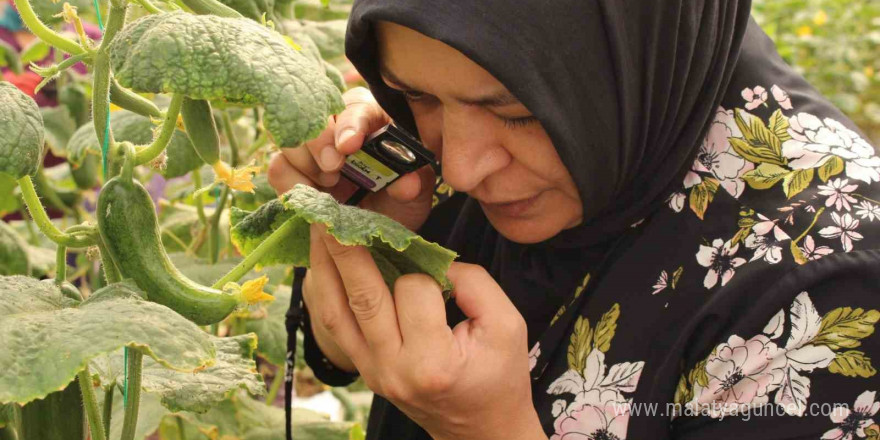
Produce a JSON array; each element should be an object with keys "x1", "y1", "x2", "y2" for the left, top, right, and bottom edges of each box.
[{"x1": 268, "y1": 1, "x2": 880, "y2": 438}]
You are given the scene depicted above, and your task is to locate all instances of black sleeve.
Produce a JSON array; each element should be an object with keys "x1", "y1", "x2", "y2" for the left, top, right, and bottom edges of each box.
[{"x1": 301, "y1": 306, "x2": 361, "y2": 387}]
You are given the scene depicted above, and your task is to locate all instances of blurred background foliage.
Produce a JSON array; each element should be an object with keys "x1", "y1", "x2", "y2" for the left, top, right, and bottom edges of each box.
[{"x1": 753, "y1": 0, "x2": 880, "y2": 143}]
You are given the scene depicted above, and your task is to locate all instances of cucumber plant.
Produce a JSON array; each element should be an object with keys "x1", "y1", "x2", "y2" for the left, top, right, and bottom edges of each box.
[{"x1": 0, "y1": 0, "x2": 454, "y2": 438}]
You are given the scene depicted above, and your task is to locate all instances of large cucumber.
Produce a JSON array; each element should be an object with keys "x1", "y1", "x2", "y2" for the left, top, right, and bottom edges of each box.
[
  {"x1": 180, "y1": 98, "x2": 221, "y2": 165},
  {"x1": 97, "y1": 176, "x2": 240, "y2": 325}
]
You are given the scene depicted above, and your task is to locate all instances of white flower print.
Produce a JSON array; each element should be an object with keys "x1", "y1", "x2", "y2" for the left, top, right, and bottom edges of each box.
[
  {"x1": 548, "y1": 349, "x2": 641, "y2": 440},
  {"x1": 822, "y1": 391, "x2": 880, "y2": 440},
  {"x1": 529, "y1": 342, "x2": 541, "y2": 372},
  {"x1": 668, "y1": 192, "x2": 686, "y2": 213},
  {"x1": 818, "y1": 178, "x2": 859, "y2": 212},
  {"x1": 742, "y1": 86, "x2": 769, "y2": 110},
  {"x1": 782, "y1": 113, "x2": 880, "y2": 184},
  {"x1": 771, "y1": 84, "x2": 793, "y2": 110},
  {"x1": 653, "y1": 271, "x2": 669, "y2": 295},
  {"x1": 696, "y1": 239, "x2": 747, "y2": 289},
  {"x1": 856, "y1": 200, "x2": 880, "y2": 222},
  {"x1": 800, "y1": 235, "x2": 834, "y2": 261},
  {"x1": 772, "y1": 293, "x2": 836, "y2": 416},
  {"x1": 693, "y1": 109, "x2": 754, "y2": 198},
  {"x1": 692, "y1": 334, "x2": 787, "y2": 418},
  {"x1": 819, "y1": 212, "x2": 864, "y2": 252},
  {"x1": 744, "y1": 214, "x2": 792, "y2": 264}
]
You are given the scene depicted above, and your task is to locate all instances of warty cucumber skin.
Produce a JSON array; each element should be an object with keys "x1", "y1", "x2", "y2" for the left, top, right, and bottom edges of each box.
[
  {"x1": 181, "y1": 98, "x2": 221, "y2": 165},
  {"x1": 97, "y1": 177, "x2": 239, "y2": 325}
]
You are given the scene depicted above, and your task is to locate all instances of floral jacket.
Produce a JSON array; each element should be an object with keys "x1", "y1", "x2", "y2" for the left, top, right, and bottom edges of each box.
[{"x1": 303, "y1": 24, "x2": 880, "y2": 440}]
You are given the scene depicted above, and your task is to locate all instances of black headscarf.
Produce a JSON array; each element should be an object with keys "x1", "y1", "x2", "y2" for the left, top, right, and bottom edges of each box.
[{"x1": 346, "y1": 0, "x2": 753, "y2": 247}]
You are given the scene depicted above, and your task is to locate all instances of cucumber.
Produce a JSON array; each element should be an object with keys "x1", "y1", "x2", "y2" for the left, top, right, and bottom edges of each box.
[
  {"x1": 97, "y1": 176, "x2": 240, "y2": 325},
  {"x1": 180, "y1": 98, "x2": 221, "y2": 165}
]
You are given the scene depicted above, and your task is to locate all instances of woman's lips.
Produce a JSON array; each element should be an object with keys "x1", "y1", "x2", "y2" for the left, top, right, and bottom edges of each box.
[{"x1": 479, "y1": 192, "x2": 543, "y2": 218}]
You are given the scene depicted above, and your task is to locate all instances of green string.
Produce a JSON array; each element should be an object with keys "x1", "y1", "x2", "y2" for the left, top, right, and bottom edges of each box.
[{"x1": 92, "y1": 0, "x2": 126, "y2": 407}]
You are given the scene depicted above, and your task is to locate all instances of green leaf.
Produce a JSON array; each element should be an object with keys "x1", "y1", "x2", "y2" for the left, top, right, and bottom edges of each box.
[
  {"x1": 768, "y1": 109, "x2": 792, "y2": 143},
  {"x1": 828, "y1": 350, "x2": 877, "y2": 378},
  {"x1": 244, "y1": 285, "x2": 291, "y2": 365},
  {"x1": 109, "y1": 12, "x2": 345, "y2": 148},
  {"x1": 287, "y1": 19, "x2": 347, "y2": 59},
  {"x1": 175, "y1": 389, "x2": 354, "y2": 439},
  {"x1": 783, "y1": 168, "x2": 814, "y2": 199},
  {"x1": 18, "y1": 40, "x2": 50, "y2": 66},
  {"x1": 592, "y1": 304, "x2": 619, "y2": 353},
  {"x1": 93, "y1": 334, "x2": 265, "y2": 413},
  {"x1": 813, "y1": 307, "x2": 880, "y2": 350},
  {"x1": 0, "y1": 221, "x2": 30, "y2": 277},
  {"x1": 567, "y1": 316, "x2": 592, "y2": 373},
  {"x1": 230, "y1": 184, "x2": 457, "y2": 291},
  {"x1": 39, "y1": 106, "x2": 78, "y2": 157},
  {"x1": 819, "y1": 156, "x2": 846, "y2": 182},
  {"x1": 19, "y1": 379, "x2": 83, "y2": 440},
  {"x1": 742, "y1": 163, "x2": 790, "y2": 190},
  {"x1": 0, "y1": 174, "x2": 19, "y2": 215},
  {"x1": 0, "y1": 277, "x2": 216, "y2": 405},
  {"x1": 66, "y1": 110, "x2": 200, "y2": 177},
  {"x1": 0, "y1": 82, "x2": 44, "y2": 179}
]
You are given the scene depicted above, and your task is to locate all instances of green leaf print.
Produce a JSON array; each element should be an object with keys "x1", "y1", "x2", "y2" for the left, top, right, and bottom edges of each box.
[
  {"x1": 828, "y1": 350, "x2": 877, "y2": 378},
  {"x1": 812, "y1": 307, "x2": 880, "y2": 350},
  {"x1": 768, "y1": 109, "x2": 792, "y2": 143},
  {"x1": 689, "y1": 178, "x2": 719, "y2": 220},
  {"x1": 593, "y1": 304, "x2": 619, "y2": 353},
  {"x1": 783, "y1": 168, "x2": 814, "y2": 199},
  {"x1": 567, "y1": 316, "x2": 592, "y2": 374},
  {"x1": 743, "y1": 163, "x2": 789, "y2": 190},
  {"x1": 818, "y1": 156, "x2": 846, "y2": 183}
]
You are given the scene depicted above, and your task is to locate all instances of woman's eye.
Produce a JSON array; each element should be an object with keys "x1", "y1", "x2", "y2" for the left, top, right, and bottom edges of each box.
[
  {"x1": 501, "y1": 115, "x2": 539, "y2": 129},
  {"x1": 402, "y1": 90, "x2": 426, "y2": 102}
]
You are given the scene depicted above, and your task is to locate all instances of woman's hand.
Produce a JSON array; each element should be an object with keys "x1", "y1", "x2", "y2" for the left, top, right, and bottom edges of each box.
[
  {"x1": 267, "y1": 86, "x2": 436, "y2": 232},
  {"x1": 306, "y1": 224, "x2": 548, "y2": 440}
]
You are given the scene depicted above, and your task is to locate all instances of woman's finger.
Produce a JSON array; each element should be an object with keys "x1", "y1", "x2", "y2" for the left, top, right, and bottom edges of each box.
[
  {"x1": 317, "y1": 225, "x2": 402, "y2": 357},
  {"x1": 267, "y1": 152, "x2": 320, "y2": 195},
  {"x1": 308, "y1": 223, "x2": 369, "y2": 363},
  {"x1": 334, "y1": 87, "x2": 392, "y2": 156},
  {"x1": 392, "y1": 273, "x2": 452, "y2": 347}
]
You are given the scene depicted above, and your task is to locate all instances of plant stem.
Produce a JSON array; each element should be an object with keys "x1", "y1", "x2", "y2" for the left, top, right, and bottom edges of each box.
[
  {"x1": 175, "y1": 416, "x2": 187, "y2": 440},
  {"x1": 212, "y1": 218, "x2": 298, "y2": 288},
  {"x1": 854, "y1": 194, "x2": 880, "y2": 206},
  {"x1": 120, "y1": 349, "x2": 143, "y2": 440},
  {"x1": 17, "y1": 176, "x2": 95, "y2": 248},
  {"x1": 265, "y1": 364, "x2": 284, "y2": 405},
  {"x1": 133, "y1": 0, "x2": 162, "y2": 13},
  {"x1": 135, "y1": 93, "x2": 185, "y2": 165},
  {"x1": 193, "y1": 169, "x2": 208, "y2": 229},
  {"x1": 33, "y1": 168, "x2": 75, "y2": 217},
  {"x1": 18, "y1": 205, "x2": 39, "y2": 245},
  {"x1": 97, "y1": 237, "x2": 122, "y2": 284},
  {"x1": 102, "y1": 388, "x2": 113, "y2": 437},
  {"x1": 221, "y1": 111, "x2": 240, "y2": 167},
  {"x1": 11, "y1": 0, "x2": 86, "y2": 55},
  {"x1": 208, "y1": 185, "x2": 230, "y2": 264},
  {"x1": 78, "y1": 366, "x2": 106, "y2": 440},
  {"x1": 92, "y1": 51, "x2": 114, "y2": 165},
  {"x1": 330, "y1": 387, "x2": 358, "y2": 422},
  {"x1": 245, "y1": 131, "x2": 269, "y2": 158},
  {"x1": 55, "y1": 245, "x2": 67, "y2": 284},
  {"x1": 110, "y1": 78, "x2": 163, "y2": 119}
]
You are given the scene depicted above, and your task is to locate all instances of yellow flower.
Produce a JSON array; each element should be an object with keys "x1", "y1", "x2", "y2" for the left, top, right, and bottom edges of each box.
[
  {"x1": 796, "y1": 25, "x2": 813, "y2": 37},
  {"x1": 240, "y1": 276, "x2": 275, "y2": 305},
  {"x1": 812, "y1": 10, "x2": 828, "y2": 26},
  {"x1": 212, "y1": 160, "x2": 262, "y2": 193},
  {"x1": 56, "y1": 3, "x2": 89, "y2": 48},
  {"x1": 176, "y1": 114, "x2": 186, "y2": 132},
  {"x1": 866, "y1": 67, "x2": 876, "y2": 78}
]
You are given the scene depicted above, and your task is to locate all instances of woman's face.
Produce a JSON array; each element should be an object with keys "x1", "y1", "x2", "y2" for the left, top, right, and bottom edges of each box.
[{"x1": 376, "y1": 22, "x2": 583, "y2": 244}]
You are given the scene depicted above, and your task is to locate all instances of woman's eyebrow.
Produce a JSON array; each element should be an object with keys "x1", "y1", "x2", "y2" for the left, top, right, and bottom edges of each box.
[{"x1": 380, "y1": 65, "x2": 522, "y2": 108}]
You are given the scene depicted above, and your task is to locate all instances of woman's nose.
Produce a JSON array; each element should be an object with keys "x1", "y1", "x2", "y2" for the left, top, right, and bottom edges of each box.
[{"x1": 439, "y1": 109, "x2": 511, "y2": 193}]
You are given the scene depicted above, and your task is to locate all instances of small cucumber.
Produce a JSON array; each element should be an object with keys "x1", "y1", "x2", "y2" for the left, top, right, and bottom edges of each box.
[
  {"x1": 97, "y1": 176, "x2": 240, "y2": 325},
  {"x1": 181, "y1": 98, "x2": 221, "y2": 165}
]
